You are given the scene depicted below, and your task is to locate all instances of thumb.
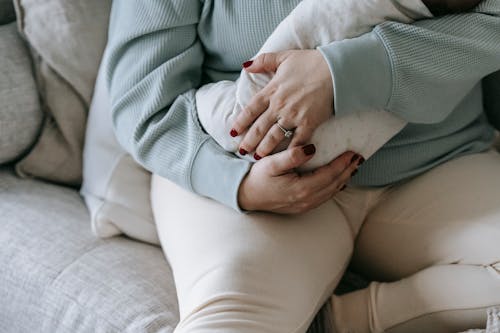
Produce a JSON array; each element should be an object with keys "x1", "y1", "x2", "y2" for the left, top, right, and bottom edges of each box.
[
  {"x1": 243, "y1": 52, "x2": 284, "y2": 73},
  {"x1": 264, "y1": 144, "x2": 316, "y2": 176}
]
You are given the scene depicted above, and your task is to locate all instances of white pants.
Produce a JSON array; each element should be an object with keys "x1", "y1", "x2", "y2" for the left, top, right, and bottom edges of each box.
[{"x1": 151, "y1": 150, "x2": 500, "y2": 333}]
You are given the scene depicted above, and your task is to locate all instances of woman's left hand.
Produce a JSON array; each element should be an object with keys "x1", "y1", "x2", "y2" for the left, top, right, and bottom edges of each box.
[{"x1": 231, "y1": 50, "x2": 334, "y2": 158}]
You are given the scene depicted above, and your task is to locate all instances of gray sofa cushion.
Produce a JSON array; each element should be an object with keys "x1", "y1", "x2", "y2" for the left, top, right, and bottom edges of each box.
[
  {"x1": 0, "y1": 167, "x2": 179, "y2": 333},
  {"x1": 0, "y1": 0, "x2": 15, "y2": 24},
  {"x1": 0, "y1": 22, "x2": 42, "y2": 165}
]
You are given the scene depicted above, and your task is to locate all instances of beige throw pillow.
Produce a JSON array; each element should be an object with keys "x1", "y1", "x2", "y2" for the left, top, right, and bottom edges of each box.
[
  {"x1": 0, "y1": 22, "x2": 42, "y2": 165},
  {"x1": 13, "y1": 0, "x2": 111, "y2": 186}
]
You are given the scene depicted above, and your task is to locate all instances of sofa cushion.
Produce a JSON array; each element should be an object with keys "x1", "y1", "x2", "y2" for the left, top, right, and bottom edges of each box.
[
  {"x1": 13, "y1": 0, "x2": 112, "y2": 186},
  {"x1": 0, "y1": 167, "x2": 179, "y2": 333},
  {"x1": 81, "y1": 59, "x2": 158, "y2": 245},
  {"x1": 0, "y1": 22, "x2": 42, "y2": 165},
  {"x1": 0, "y1": 0, "x2": 15, "y2": 24}
]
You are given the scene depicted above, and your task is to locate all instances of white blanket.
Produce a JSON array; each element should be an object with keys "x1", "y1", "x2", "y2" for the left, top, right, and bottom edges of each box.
[{"x1": 196, "y1": 0, "x2": 432, "y2": 171}]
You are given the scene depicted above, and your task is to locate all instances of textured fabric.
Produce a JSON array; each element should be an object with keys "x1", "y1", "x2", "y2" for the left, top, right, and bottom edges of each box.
[
  {"x1": 151, "y1": 173, "x2": 355, "y2": 333},
  {"x1": 0, "y1": 167, "x2": 179, "y2": 333},
  {"x1": 106, "y1": 0, "x2": 500, "y2": 211},
  {"x1": 486, "y1": 308, "x2": 500, "y2": 333},
  {"x1": 82, "y1": 59, "x2": 157, "y2": 244},
  {"x1": 82, "y1": 0, "x2": 429, "y2": 246},
  {"x1": 13, "y1": 0, "x2": 111, "y2": 186},
  {"x1": 0, "y1": 22, "x2": 42, "y2": 165},
  {"x1": 151, "y1": 150, "x2": 500, "y2": 333},
  {"x1": 0, "y1": 0, "x2": 15, "y2": 24},
  {"x1": 196, "y1": 0, "x2": 431, "y2": 170}
]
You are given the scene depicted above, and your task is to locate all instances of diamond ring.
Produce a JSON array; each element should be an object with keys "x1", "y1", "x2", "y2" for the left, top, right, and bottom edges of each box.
[{"x1": 276, "y1": 121, "x2": 294, "y2": 139}]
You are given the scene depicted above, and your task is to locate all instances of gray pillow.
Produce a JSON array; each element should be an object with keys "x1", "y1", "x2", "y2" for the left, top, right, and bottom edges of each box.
[
  {"x1": 0, "y1": 22, "x2": 42, "y2": 165},
  {"x1": 0, "y1": 0, "x2": 15, "y2": 24},
  {"x1": 12, "y1": 0, "x2": 111, "y2": 186}
]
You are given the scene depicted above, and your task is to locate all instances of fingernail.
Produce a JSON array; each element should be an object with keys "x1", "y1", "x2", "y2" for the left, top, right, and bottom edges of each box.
[
  {"x1": 303, "y1": 144, "x2": 316, "y2": 156},
  {"x1": 340, "y1": 185, "x2": 347, "y2": 191},
  {"x1": 242, "y1": 60, "x2": 253, "y2": 68},
  {"x1": 230, "y1": 129, "x2": 238, "y2": 137},
  {"x1": 351, "y1": 169, "x2": 358, "y2": 177},
  {"x1": 358, "y1": 157, "x2": 365, "y2": 166},
  {"x1": 350, "y1": 154, "x2": 360, "y2": 164},
  {"x1": 239, "y1": 148, "x2": 248, "y2": 156},
  {"x1": 254, "y1": 153, "x2": 262, "y2": 160}
]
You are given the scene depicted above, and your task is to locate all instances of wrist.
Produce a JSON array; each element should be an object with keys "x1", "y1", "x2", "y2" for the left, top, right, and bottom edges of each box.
[{"x1": 237, "y1": 175, "x2": 255, "y2": 212}]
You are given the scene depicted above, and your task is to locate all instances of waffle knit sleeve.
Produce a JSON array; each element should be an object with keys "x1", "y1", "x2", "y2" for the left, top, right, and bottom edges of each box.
[
  {"x1": 319, "y1": 0, "x2": 500, "y2": 124},
  {"x1": 104, "y1": 0, "x2": 251, "y2": 211}
]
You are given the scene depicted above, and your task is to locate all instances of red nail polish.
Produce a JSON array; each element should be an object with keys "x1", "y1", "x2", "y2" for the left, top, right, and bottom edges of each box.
[
  {"x1": 303, "y1": 144, "x2": 316, "y2": 156},
  {"x1": 254, "y1": 153, "x2": 262, "y2": 160},
  {"x1": 242, "y1": 60, "x2": 253, "y2": 68},
  {"x1": 230, "y1": 129, "x2": 238, "y2": 137},
  {"x1": 358, "y1": 157, "x2": 365, "y2": 166},
  {"x1": 239, "y1": 148, "x2": 248, "y2": 156},
  {"x1": 350, "y1": 154, "x2": 360, "y2": 164}
]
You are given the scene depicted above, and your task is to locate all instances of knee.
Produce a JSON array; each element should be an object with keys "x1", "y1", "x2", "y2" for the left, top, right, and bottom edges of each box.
[
  {"x1": 176, "y1": 260, "x2": 314, "y2": 333},
  {"x1": 175, "y1": 246, "x2": 349, "y2": 333}
]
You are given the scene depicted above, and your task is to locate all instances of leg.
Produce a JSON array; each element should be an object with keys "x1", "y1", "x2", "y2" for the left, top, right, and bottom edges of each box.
[
  {"x1": 332, "y1": 150, "x2": 500, "y2": 333},
  {"x1": 151, "y1": 175, "x2": 356, "y2": 333}
]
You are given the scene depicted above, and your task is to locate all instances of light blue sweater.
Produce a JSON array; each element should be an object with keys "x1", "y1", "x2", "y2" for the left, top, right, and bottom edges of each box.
[{"x1": 105, "y1": 0, "x2": 500, "y2": 211}]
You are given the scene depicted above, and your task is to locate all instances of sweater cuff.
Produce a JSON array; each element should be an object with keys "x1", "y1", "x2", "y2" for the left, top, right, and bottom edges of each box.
[
  {"x1": 318, "y1": 31, "x2": 392, "y2": 117},
  {"x1": 191, "y1": 139, "x2": 251, "y2": 213}
]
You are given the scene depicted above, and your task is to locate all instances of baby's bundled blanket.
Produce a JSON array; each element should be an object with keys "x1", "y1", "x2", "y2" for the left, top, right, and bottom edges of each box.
[{"x1": 196, "y1": 0, "x2": 433, "y2": 171}]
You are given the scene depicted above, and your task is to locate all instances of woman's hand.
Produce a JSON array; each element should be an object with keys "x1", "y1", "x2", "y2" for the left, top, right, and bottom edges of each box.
[
  {"x1": 238, "y1": 144, "x2": 363, "y2": 214},
  {"x1": 231, "y1": 50, "x2": 334, "y2": 159}
]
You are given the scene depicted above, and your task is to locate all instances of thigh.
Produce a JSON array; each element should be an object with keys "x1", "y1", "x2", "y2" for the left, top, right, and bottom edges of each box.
[
  {"x1": 352, "y1": 150, "x2": 500, "y2": 281},
  {"x1": 151, "y1": 174, "x2": 354, "y2": 333}
]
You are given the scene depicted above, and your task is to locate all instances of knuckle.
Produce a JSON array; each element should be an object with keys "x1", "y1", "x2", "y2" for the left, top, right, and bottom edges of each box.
[
  {"x1": 256, "y1": 53, "x2": 266, "y2": 65},
  {"x1": 329, "y1": 172, "x2": 340, "y2": 185},
  {"x1": 297, "y1": 188, "x2": 311, "y2": 201},
  {"x1": 244, "y1": 107, "x2": 256, "y2": 118},
  {"x1": 260, "y1": 53, "x2": 270, "y2": 68},
  {"x1": 299, "y1": 202, "x2": 312, "y2": 214},
  {"x1": 289, "y1": 148, "x2": 304, "y2": 164},
  {"x1": 272, "y1": 95, "x2": 287, "y2": 110},
  {"x1": 301, "y1": 117, "x2": 315, "y2": 130},
  {"x1": 267, "y1": 160, "x2": 279, "y2": 173},
  {"x1": 255, "y1": 92, "x2": 267, "y2": 105},
  {"x1": 271, "y1": 132, "x2": 282, "y2": 145},
  {"x1": 252, "y1": 125, "x2": 264, "y2": 138}
]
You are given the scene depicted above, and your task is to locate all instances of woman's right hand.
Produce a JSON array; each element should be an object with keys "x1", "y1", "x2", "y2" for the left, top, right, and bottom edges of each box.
[{"x1": 238, "y1": 145, "x2": 363, "y2": 214}]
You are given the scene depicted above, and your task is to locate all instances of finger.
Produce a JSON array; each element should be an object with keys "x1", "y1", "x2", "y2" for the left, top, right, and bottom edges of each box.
[
  {"x1": 289, "y1": 125, "x2": 315, "y2": 148},
  {"x1": 286, "y1": 184, "x2": 341, "y2": 215},
  {"x1": 239, "y1": 111, "x2": 276, "y2": 154},
  {"x1": 255, "y1": 123, "x2": 286, "y2": 158},
  {"x1": 294, "y1": 154, "x2": 363, "y2": 212},
  {"x1": 314, "y1": 162, "x2": 356, "y2": 199},
  {"x1": 243, "y1": 52, "x2": 283, "y2": 73},
  {"x1": 263, "y1": 144, "x2": 316, "y2": 176},
  {"x1": 301, "y1": 151, "x2": 358, "y2": 191},
  {"x1": 335, "y1": 153, "x2": 363, "y2": 186},
  {"x1": 232, "y1": 93, "x2": 269, "y2": 136}
]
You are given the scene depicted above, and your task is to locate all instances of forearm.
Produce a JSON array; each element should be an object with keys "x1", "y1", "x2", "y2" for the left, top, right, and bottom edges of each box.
[
  {"x1": 320, "y1": 0, "x2": 500, "y2": 124},
  {"x1": 105, "y1": 0, "x2": 251, "y2": 211}
]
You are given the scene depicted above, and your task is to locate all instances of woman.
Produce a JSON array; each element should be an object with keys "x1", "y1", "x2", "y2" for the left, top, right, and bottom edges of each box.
[{"x1": 105, "y1": 0, "x2": 500, "y2": 332}]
